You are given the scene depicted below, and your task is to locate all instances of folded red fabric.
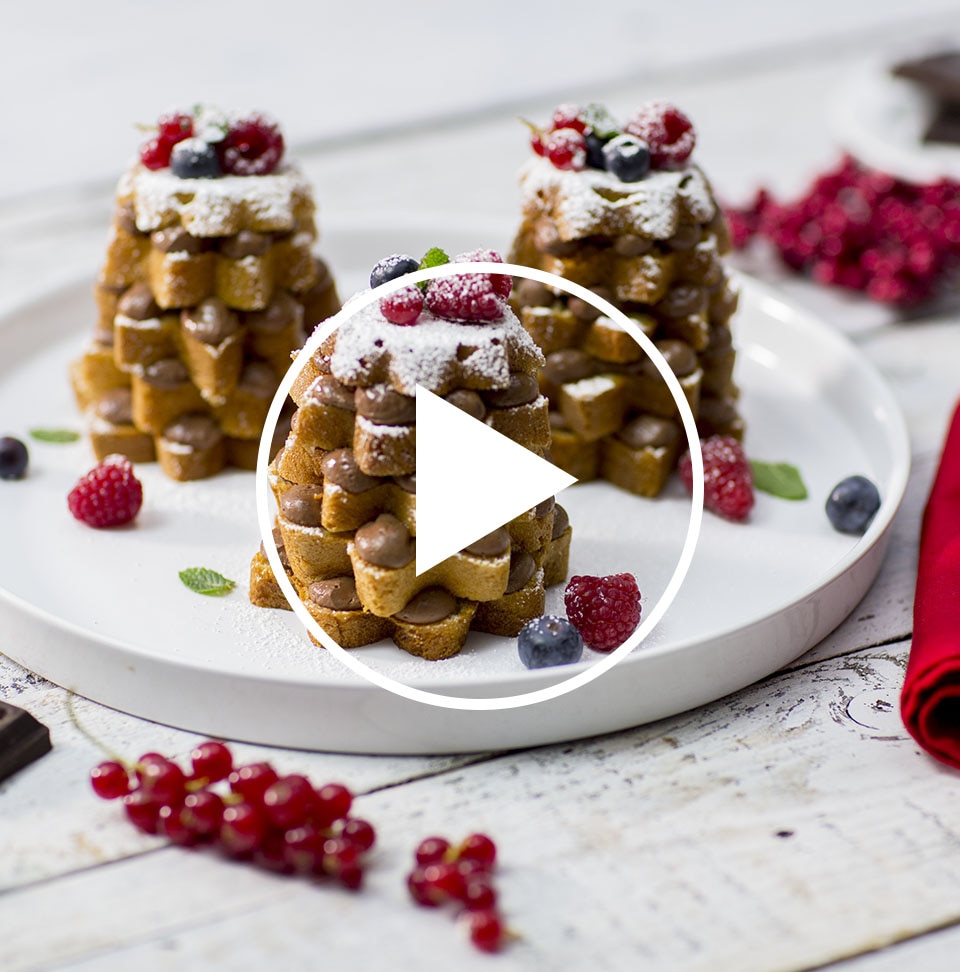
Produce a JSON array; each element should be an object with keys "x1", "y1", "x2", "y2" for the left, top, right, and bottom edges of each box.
[{"x1": 902, "y1": 400, "x2": 960, "y2": 769}]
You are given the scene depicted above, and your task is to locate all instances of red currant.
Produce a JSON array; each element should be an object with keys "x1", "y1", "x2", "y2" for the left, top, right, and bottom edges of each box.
[
  {"x1": 180, "y1": 789, "x2": 225, "y2": 837},
  {"x1": 263, "y1": 774, "x2": 317, "y2": 829},
  {"x1": 415, "y1": 836, "x2": 451, "y2": 866},
  {"x1": 463, "y1": 877, "x2": 498, "y2": 912},
  {"x1": 458, "y1": 832, "x2": 497, "y2": 870},
  {"x1": 339, "y1": 817, "x2": 376, "y2": 853},
  {"x1": 90, "y1": 760, "x2": 131, "y2": 799},
  {"x1": 314, "y1": 782, "x2": 352, "y2": 827},
  {"x1": 282, "y1": 824, "x2": 323, "y2": 874},
  {"x1": 219, "y1": 802, "x2": 267, "y2": 856},
  {"x1": 122, "y1": 788, "x2": 163, "y2": 835},
  {"x1": 190, "y1": 740, "x2": 233, "y2": 783},
  {"x1": 466, "y1": 909, "x2": 505, "y2": 953},
  {"x1": 158, "y1": 804, "x2": 198, "y2": 846},
  {"x1": 228, "y1": 762, "x2": 279, "y2": 808},
  {"x1": 136, "y1": 755, "x2": 187, "y2": 806}
]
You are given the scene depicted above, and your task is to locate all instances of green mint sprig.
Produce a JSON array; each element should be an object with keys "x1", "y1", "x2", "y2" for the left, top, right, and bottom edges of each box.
[
  {"x1": 29, "y1": 428, "x2": 80, "y2": 443},
  {"x1": 179, "y1": 567, "x2": 236, "y2": 597},
  {"x1": 750, "y1": 460, "x2": 808, "y2": 501}
]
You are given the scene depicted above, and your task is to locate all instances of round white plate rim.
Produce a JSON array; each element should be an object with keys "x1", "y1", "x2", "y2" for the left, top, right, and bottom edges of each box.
[{"x1": 0, "y1": 267, "x2": 910, "y2": 749}]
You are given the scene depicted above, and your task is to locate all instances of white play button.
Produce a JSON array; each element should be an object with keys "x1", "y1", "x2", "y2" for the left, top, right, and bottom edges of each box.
[{"x1": 415, "y1": 386, "x2": 577, "y2": 576}]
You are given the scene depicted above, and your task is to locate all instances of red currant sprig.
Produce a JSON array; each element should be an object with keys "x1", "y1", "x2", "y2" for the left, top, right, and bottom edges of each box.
[
  {"x1": 407, "y1": 832, "x2": 510, "y2": 953},
  {"x1": 90, "y1": 741, "x2": 374, "y2": 890}
]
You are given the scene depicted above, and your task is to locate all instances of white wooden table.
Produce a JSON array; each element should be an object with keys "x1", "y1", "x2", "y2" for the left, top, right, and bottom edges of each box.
[{"x1": 4, "y1": 5, "x2": 960, "y2": 969}]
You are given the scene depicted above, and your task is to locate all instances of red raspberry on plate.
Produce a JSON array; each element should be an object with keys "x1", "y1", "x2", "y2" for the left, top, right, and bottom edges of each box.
[
  {"x1": 380, "y1": 285, "x2": 423, "y2": 325},
  {"x1": 624, "y1": 101, "x2": 695, "y2": 168},
  {"x1": 218, "y1": 114, "x2": 284, "y2": 176},
  {"x1": 67, "y1": 454, "x2": 143, "y2": 528},
  {"x1": 678, "y1": 435, "x2": 754, "y2": 522},
  {"x1": 564, "y1": 573, "x2": 641, "y2": 652}
]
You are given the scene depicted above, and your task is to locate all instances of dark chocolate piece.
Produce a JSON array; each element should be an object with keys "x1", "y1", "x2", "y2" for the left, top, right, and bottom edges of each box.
[{"x1": 0, "y1": 702, "x2": 52, "y2": 783}]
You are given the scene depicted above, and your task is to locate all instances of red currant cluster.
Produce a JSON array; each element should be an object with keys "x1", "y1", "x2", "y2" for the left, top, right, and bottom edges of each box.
[
  {"x1": 139, "y1": 108, "x2": 284, "y2": 179},
  {"x1": 526, "y1": 101, "x2": 695, "y2": 179},
  {"x1": 375, "y1": 248, "x2": 512, "y2": 325},
  {"x1": 91, "y1": 741, "x2": 374, "y2": 890},
  {"x1": 725, "y1": 155, "x2": 960, "y2": 306},
  {"x1": 407, "y1": 833, "x2": 507, "y2": 953}
]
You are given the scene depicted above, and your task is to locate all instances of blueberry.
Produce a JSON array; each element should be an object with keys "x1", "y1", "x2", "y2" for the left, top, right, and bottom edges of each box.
[
  {"x1": 170, "y1": 138, "x2": 222, "y2": 179},
  {"x1": 584, "y1": 132, "x2": 607, "y2": 170},
  {"x1": 0, "y1": 436, "x2": 28, "y2": 480},
  {"x1": 370, "y1": 254, "x2": 420, "y2": 289},
  {"x1": 602, "y1": 134, "x2": 651, "y2": 182},
  {"x1": 825, "y1": 475, "x2": 881, "y2": 534},
  {"x1": 518, "y1": 615, "x2": 583, "y2": 669}
]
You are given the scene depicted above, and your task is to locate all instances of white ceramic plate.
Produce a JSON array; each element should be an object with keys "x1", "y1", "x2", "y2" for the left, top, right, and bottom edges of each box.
[
  {"x1": 831, "y1": 50, "x2": 960, "y2": 182},
  {"x1": 0, "y1": 224, "x2": 909, "y2": 754}
]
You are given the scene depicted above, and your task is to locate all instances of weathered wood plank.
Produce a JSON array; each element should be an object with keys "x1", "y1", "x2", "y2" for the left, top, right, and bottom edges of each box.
[{"x1": 6, "y1": 641, "x2": 959, "y2": 972}]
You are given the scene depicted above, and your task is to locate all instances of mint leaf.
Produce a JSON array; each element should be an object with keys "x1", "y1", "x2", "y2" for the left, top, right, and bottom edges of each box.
[
  {"x1": 750, "y1": 460, "x2": 808, "y2": 500},
  {"x1": 418, "y1": 246, "x2": 449, "y2": 290},
  {"x1": 179, "y1": 567, "x2": 236, "y2": 596},
  {"x1": 29, "y1": 428, "x2": 80, "y2": 443},
  {"x1": 581, "y1": 103, "x2": 619, "y2": 139}
]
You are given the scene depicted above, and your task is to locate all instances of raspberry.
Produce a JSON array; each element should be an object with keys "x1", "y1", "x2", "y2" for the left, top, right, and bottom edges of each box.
[
  {"x1": 624, "y1": 101, "x2": 695, "y2": 168},
  {"x1": 139, "y1": 111, "x2": 194, "y2": 170},
  {"x1": 67, "y1": 454, "x2": 143, "y2": 528},
  {"x1": 550, "y1": 103, "x2": 586, "y2": 133},
  {"x1": 678, "y1": 435, "x2": 754, "y2": 522},
  {"x1": 453, "y1": 249, "x2": 511, "y2": 298},
  {"x1": 563, "y1": 573, "x2": 641, "y2": 652},
  {"x1": 544, "y1": 127, "x2": 587, "y2": 171},
  {"x1": 218, "y1": 114, "x2": 284, "y2": 176},
  {"x1": 380, "y1": 285, "x2": 423, "y2": 325}
]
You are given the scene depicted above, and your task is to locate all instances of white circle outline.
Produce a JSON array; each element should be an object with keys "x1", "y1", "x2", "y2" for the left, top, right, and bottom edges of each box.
[{"x1": 257, "y1": 262, "x2": 704, "y2": 711}]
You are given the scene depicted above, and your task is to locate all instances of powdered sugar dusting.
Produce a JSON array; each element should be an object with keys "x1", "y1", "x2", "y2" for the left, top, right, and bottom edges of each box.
[
  {"x1": 518, "y1": 157, "x2": 716, "y2": 241},
  {"x1": 330, "y1": 299, "x2": 544, "y2": 396},
  {"x1": 120, "y1": 162, "x2": 313, "y2": 237}
]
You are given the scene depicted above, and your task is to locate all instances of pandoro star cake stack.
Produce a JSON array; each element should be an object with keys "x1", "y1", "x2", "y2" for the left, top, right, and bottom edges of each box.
[
  {"x1": 70, "y1": 106, "x2": 340, "y2": 480},
  {"x1": 249, "y1": 249, "x2": 572, "y2": 660},
  {"x1": 509, "y1": 101, "x2": 743, "y2": 497}
]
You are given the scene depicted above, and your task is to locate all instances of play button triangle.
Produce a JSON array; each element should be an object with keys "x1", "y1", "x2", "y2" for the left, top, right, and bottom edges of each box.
[{"x1": 415, "y1": 386, "x2": 577, "y2": 576}]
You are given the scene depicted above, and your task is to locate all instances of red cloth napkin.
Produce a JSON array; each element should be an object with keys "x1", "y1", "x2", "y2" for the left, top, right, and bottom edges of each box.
[{"x1": 902, "y1": 400, "x2": 960, "y2": 769}]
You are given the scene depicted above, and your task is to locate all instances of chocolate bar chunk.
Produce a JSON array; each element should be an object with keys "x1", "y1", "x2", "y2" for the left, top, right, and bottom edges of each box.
[
  {"x1": 893, "y1": 50, "x2": 960, "y2": 105},
  {"x1": 0, "y1": 701, "x2": 52, "y2": 782}
]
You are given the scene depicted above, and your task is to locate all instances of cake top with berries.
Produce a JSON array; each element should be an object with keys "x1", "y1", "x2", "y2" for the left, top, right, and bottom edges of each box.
[
  {"x1": 329, "y1": 249, "x2": 543, "y2": 397},
  {"x1": 519, "y1": 101, "x2": 717, "y2": 241},
  {"x1": 118, "y1": 106, "x2": 315, "y2": 237}
]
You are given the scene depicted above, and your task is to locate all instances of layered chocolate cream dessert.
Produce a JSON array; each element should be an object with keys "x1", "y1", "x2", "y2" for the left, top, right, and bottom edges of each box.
[
  {"x1": 249, "y1": 249, "x2": 571, "y2": 659},
  {"x1": 70, "y1": 106, "x2": 339, "y2": 479},
  {"x1": 509, "y1": 101, "x2": 743, "y2": 496}
]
